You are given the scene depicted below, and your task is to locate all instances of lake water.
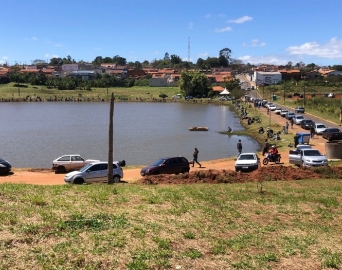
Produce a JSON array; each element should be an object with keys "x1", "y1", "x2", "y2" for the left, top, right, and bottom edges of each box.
[{"x1": 0, "y1": 102, "x2": 260, "y2": 168}]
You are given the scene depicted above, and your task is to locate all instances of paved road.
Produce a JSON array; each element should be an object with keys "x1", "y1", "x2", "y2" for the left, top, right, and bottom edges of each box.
[{"x1": 238, "y1": 76, "x2": 342, "y2": 130}]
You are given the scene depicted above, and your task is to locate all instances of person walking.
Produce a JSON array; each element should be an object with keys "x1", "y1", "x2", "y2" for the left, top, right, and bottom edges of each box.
[
  {"x1": 285, "y1": 122, "x2": 289, "y2": 134},
  {"x1": 192, "y1": 148, "x2": 201, "y2": 168},
  {"x1": 290, "y1": 118, "x2": 294, "y2": 129},
  {"x1": 262, "y1": 139, "x2": 270, "y2": 156},
  {"x1": 237, "y1": 139, "x2": 242, "y2": 156},
  {"x1": 310, "y1": 125, "x2": 315, "y2": 138}
]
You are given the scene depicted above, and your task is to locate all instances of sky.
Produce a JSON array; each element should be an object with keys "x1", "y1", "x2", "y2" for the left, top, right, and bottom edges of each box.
[{"x1": 1, "y1": 0, "x2": 342, "y2": 67}]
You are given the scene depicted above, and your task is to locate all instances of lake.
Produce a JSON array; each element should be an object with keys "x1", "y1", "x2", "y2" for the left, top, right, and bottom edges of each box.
[{"x1": 0, "y1": 102, "x2": 260, "y2": 168}]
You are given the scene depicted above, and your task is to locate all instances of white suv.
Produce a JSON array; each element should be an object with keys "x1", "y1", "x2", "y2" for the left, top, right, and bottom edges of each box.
[{"x1": 64, "y1": 161, "x2": 123, "y2": 184}]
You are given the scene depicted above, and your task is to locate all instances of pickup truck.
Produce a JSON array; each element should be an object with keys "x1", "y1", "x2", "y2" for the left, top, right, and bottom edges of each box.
[{"x1": 289, "y1": 148, "x2": 328, "y2": 167}]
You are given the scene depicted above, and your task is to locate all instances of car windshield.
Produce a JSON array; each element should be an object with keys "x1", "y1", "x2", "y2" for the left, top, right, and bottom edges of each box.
[
  {"x1": 328, "y1": 129, "x2": 340, "y2": 132},
  {"x1": 79, "y1": 163, "x2": 93, "y2": 172},
  {"x1": 153, "y1": 158, "x2": 166, "y2": 166},
  {"x1": 303, "y1": 150, "x2": 322, "y2": 156},
  {"x1": 317, "y1": 125, "x2": 326, "y2": 128},
  {"x1": 238, "y1": 154, "x2": 255, "y2": 160},
  {"x1": 296, "y1": 116, "x2": 304, "y2": 119}
]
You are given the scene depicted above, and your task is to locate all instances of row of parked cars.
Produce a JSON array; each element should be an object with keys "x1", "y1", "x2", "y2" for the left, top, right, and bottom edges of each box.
[
  {"x1": 51, "y1": 154, "x2": 191, "y2": 184},
  {"x1": 271, "y1": 104, "x2": 342, "y2": 140}
]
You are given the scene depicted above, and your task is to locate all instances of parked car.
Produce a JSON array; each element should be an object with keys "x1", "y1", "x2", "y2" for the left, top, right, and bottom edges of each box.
[
  {"x1": 322, "y1": 128, "x2": 342, "y2": 141},
  {"x1": 293, "y1": 115, "x2": 305, "y2": 125},
  {"x1": 295, "y1": 106, "x2": 305, "y2": 113},
  {"x1": 52, "y1": 154, "x2": 100, "y2": 173},
  {"x1": 280, "y1": 109, "x2": 289, "y2": 117},
  {"x1": 0, "y1": 158, "x2": 12, "y2": 175},
  {"x1": 328, "y1": 93, "x2": 335, "y2": 98},
  {"x1": 285, "y1": 112, "x2": 296, "y2": 120},
  {"x1": 274, "y1": 107, "x2": 282, "y2": 115},
  {"x1": 268, "y1": 104, "x2": 277, "y2": 111},
  {"x1": 172, "y1": 94, "x2": 181, "y2": 99},
  {"x1": 314, "y1": 123, "x2": 327, "y2": 135},
  {"x1": 289, "y1": 148, "x2": 328, "y2": 167},
  {"x1": 235, "y1": 153, "x2": 260, "y2": 172},
  {"x1": 140, "y1": 157, "x2": 190, "y2": 176},
  {"x1": 64, "y1": 161, "x2": 123, "y2": 184},
  {"x1": 300, "y1": 119, "x2": 315, "y2": 130}
]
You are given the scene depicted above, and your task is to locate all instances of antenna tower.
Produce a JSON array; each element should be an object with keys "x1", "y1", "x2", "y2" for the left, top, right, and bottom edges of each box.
[{"x1": 188, "y1": 37, "x2": 190, "y2": 62}]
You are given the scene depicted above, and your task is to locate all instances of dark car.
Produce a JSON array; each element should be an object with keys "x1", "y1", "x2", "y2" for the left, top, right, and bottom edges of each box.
[
  {"x1": 0, "y1": 158, "x2": 12, "y2": 175},
  {"x1": 140, "y1": 157, "x2": 190, "y2": 176},
  {"x1": 322, "y1": 128, "x2": 342, "y2": 141},
  {"x1": 295, "y1": 106, "x2": 305, "y2": 113},
  {"x1": 300, "y1": 119, "x2": 315, "y2": 130}
]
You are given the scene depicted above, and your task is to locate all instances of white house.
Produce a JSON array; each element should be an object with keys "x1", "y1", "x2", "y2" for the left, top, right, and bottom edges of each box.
[{"x1": 253, "y1": 71, "x2": 282, "y2": 85}]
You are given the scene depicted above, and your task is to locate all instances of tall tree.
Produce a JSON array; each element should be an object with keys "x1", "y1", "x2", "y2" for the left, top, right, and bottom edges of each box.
[
  {"x1": 164, "y1": 52, "x2": 170, "y2": 61},
  {"x1": 219, "y1": 48, "x2": 232, "y2": 65},
  {"x1": 170, "y1": 54, "x2": 181, "y2": 65}
]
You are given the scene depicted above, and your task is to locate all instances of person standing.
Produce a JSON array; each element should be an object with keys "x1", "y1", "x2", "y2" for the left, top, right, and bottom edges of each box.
[
  {"x1": 262, "y1": 139, "x2": 270, "y2": 156},
  {"x1": 290, "y1": 118, "x2": 294, "y2": 129},
  {"x1": 192, "y1": 148, "x2": 201, "y2": 168},
  {"x1": 285, "y1": 122, "x2": 289, "y2": 134},
  {"x1": 237, "y1": 139, "x2": 242, "y2": 156}
]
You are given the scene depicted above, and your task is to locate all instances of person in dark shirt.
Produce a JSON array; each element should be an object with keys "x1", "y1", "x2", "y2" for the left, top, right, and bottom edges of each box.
[
  {"x1": 237, "y1": 139, "x2": 242, "y2": 156},
  {"x1": 192, "y1": 148, "x2": 201, "y2": 168}
]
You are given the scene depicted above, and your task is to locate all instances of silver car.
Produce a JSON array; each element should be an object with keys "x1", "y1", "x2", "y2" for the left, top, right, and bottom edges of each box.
[
  {"x1": 64, "y1": 161, "x2": 123, "y2": 184},
  {"x1": 289, "y1": 149, "x2": 328, "y2": 167}
]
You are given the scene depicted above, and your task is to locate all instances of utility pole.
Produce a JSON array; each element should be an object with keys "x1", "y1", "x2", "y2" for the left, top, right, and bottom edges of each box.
[
  {"x1": 283, "y1": 79, "x2": 286, "y2": 105},
  {"x1": 107, "y1": 92, "x2": 114, "y2": 184}
]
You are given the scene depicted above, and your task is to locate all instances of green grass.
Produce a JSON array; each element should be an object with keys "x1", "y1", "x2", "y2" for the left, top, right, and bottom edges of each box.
[{"x1": 1, "y1": 180, "x2": 342, "y2": 269}]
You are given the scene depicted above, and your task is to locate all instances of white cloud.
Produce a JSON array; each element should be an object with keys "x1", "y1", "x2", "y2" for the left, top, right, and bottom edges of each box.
[
  {"x1": 94, "y1": 47, "x2": 101, "y2": 51},
  {"x1": 55, "y1": 43, "x2": 63, "y2": 47},
  {"x1": 188, "y1": 22, "x2": 193, "y2": 30},
  {"x1": 44, "y1": 54, "x2": 59, "y2": 59},
  {"x1": 205, "y1": 14, "x2": 211, "y2": 19},
  {"x1": 2, "y1": 56, "x2": 8, "y2": 60},
  {"x1": 228, "y1": 16, "x2": 252, "y2": 24},
  {"x1": 198, "y1": 52, "x2": 208, "y2": 58},
  {"x1": 31, "y1": 37, "x2": 38, "y2": 40},
  {"x1": 238, "y1": 55, "x2": 288, "y2": 65},
  {"x1": 287, "y1": 37, "x2": 342, "y2": 59},
  {"x1": 243, "y1": 39, "x2": 267, "y2": 47},
  {"x1": 215, "y1": 26, "x2": 232, "y2": 33}
]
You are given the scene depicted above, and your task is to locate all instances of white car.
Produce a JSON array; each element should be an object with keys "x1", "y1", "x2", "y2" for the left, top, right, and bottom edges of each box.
[
  {"x1": 64, "y1": 161, "x2": 123, "y2": 184},
  {"x1": 52, "y1": 154, "x2": 100, "y2": 173},
  {"x1": 314, "y1": 123, "x2": 327, "y2": 135},
  {"x1": 235, "y1": 153, "x2": 260, "y2": 172},
  {"x1": 274, "y1": 107, "x2": 282, "y2": 115},
  {"x1": 293, "y1": 115, "x2": 305, "y2": 125},
  {"x1": 172, "y1": 94, "x2": 181, "y2": 99}
]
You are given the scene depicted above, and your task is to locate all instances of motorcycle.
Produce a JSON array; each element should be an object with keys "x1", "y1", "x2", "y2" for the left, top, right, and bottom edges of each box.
[
  {"x1": 258, "y1": 127, "x2": 264, "y2": 134},
  {"x1": 262, "y1": 153, "x2": 281, "y2": 165}
]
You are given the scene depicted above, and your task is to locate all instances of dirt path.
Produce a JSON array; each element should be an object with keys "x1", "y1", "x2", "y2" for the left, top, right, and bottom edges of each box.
[{"x1": 0, "y1": 106, "x2": 329, "y2": 185}]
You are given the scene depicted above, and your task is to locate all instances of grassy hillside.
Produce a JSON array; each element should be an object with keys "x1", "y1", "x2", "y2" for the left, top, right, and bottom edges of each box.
[{"x1": 0, "y1": 180, "x2": 341, "y2": 269}]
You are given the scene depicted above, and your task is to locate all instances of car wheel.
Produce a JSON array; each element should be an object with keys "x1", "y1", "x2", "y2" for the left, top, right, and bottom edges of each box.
[
  {"x1": 113, "y1": 175, "x2": 121, "y2": 183},
  {"x1": 182, "y1": 168, "x2": 189, "y2": 174},
  {"x1": 56, "y1": 166, "x2": 66, "y2": 174},
  {"x1": 73, "y1": 178, "x2": 84, "y2": 185},
  {"x1": 235, "y1": 168, "x2": 239, "y2": 172}
]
